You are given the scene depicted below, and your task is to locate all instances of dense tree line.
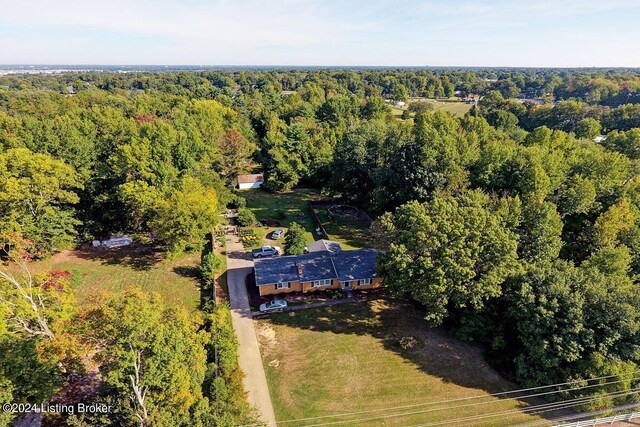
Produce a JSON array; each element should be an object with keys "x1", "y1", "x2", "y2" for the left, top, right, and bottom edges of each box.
[
  {"x1": 0, "y1": 245, "x2": 257, "y2": 426},
  {"x1": 2, "y1": 68, "x2": 640, "y2": 420},
  {"x1": 1, "y1": 69, "x2": 638, "y2": 255}
]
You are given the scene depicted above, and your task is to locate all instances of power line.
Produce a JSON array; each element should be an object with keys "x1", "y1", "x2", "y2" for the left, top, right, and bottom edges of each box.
[
  {"x1": 513, "y1": 402, "x2": 640, "y2": 427},
  {"x1": 292, "y1": 377, "x2": 640, "y2": 427},
  {"x1": 241, "y1": 373, "x2": 639, "y2": 427},
  {"x1": 302, "y1": 383, "x2": 640, "y2": 427},
  {"x1": 405, "y1": 388, "x2": 640, "y2": 427},
  {"x1": 470, "y1": 390, "x2": 640, "y2": 427}
]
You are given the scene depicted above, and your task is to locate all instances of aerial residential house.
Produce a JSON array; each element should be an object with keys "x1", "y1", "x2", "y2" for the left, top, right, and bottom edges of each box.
[
  {"x1": 237, "y1": 173, "x2": 264, "y2": 190},
  {"x1": 253, "y1": 241, "x2": 382, "y2": 296}
]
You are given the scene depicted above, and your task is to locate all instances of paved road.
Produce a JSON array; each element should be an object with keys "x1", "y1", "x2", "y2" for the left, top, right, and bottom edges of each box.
[{"x1": 225, "y1": 234, "x2": 277, "y2": 426}]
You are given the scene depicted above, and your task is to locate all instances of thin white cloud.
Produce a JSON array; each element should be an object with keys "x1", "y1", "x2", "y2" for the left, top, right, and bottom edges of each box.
[{"x1": 0, "y1": 0, "x2": 639, "y2": 65}]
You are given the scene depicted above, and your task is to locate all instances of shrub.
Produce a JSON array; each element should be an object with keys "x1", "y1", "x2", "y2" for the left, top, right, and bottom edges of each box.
[
  {"x1": 241, "y1": 229, "x2": 260, "y2": 246},
  {"x1": 399, "y1": 336, "x2": 418, "y2": 350},
  {"x1": 284, "y1": 222, "x2": 306, "y2": 255},
  {"x1": 232, "y1": 195, "x2": 247, "y2": 209},
  {"x1": 201, "y1": 252, "x2": 224, "y2": 278},
  {"x1": 201, "y1": 252, "x2": 224, "y2": 290},
  {"x1": 236, "y1": 208, "x2": 257, "y2": 227},
  {"x1": 326, "y1": 290, "x2": 343, "y2": 299}
]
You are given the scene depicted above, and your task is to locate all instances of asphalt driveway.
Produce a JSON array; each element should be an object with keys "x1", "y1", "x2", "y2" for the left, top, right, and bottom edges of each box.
[{"x1": 225, "y1": 233, "x2": 277, "y2": 426}]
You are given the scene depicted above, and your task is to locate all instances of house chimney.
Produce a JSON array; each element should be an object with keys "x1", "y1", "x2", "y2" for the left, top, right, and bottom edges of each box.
[{"x1": 296, "y1": 262, "x2": 303, "y2": 276}]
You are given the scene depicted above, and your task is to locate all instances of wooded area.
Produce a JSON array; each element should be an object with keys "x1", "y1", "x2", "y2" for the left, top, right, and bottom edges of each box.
[{"x1": 1, "y1": 68, "x2": 640, "y2": 425}]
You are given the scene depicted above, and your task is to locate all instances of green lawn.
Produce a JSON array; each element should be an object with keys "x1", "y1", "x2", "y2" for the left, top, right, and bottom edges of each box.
[
  {"x1": 257, "y1": 300, "x2": 547, "y2": 427},
  {"x1": 392, "y1": 97, "x2": 472, "y2": 118},
  {"x1": 28, "y1": 245, "x2": 202, "y2": 312},
  {"x1": 243, "y1": 188, "x2": 374, "y2": 250},
  {"x1": 315, "y1": 208, "x2": 374, "y2": 250},
  {"x1": 242, "y1": 188, "x2": 324, "y2": 248}
]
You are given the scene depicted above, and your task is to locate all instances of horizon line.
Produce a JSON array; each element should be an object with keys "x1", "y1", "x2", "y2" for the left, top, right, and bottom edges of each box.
[{"x1": 2, "y1": 64, "x2": 640, "y2": 70}]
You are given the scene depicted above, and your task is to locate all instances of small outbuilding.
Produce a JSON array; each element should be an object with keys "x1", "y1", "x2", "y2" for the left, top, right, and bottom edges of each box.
[
  {"x1": 99, "y1": 235, "x2": 133, "y2": 248},
  {"x1": 237, "y1": 174, "x2": 264, "y2": 190},
  {"x1": 594, "y1": 135, "x2": 607, "y2": 143}
]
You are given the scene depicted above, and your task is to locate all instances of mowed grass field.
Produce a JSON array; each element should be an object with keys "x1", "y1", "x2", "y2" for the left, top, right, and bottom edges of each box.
[
  {"x1": 27, "y1": 245, "x2": 202, "y2": 311},
  {"x1": 314, "y1": 208, "x2": 374, "y2": 250},
  {"x1": 391, "y1": 97, "x2": 473, "y2": 119},
  {"x1": 243, "y1": 188, "x2": 374, "y2": 250},
  {"x1": 242, "y1": 188, "x2": 319, "y2": 248},
  {"x1": 257, "y1": 300, "x2": 546, "y2": 427}
]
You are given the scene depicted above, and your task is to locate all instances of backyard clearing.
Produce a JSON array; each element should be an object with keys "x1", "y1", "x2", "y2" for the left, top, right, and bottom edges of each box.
[
  {"x1": 243, "y1": 188, "x2": 375, "y2": 250},
  {"x1": 27, "y1": 245, "x2": 202, "y2": 311},
  {"x1": 257, "y1": 300, "x2": 548, "y2": 427},
  {"x1": 391, "y1": 97, "x2": 472, "y2": 118},
  {"x1": 242, "y1": 188, "x2": 319, "y2": 248}
]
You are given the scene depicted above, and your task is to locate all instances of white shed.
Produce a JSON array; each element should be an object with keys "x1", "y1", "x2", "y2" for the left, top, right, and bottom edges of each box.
[
  {"x1": 101, "y1": 235, "x2": 133, "y2": 248},
  {"x1": 238, "y1": 174, "x2": 264, "y2": 190},
  {"x1": 593, "y1": 135, "x2": 606, "y2": 143}
]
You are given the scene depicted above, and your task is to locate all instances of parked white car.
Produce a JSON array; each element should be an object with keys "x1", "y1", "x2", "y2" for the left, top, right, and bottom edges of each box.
[
  {"x1": 252, "y1": 246, "x2": 281, "y2": 258},
  {"x1": 271, "y1": 229, "x2": 284, "y2": 239},
  {"x1": 259, "y1": 299, "x2": 288, "y2": 313}
]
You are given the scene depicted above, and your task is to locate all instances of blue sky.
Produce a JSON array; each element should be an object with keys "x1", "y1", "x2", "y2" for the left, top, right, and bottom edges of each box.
[{"x1": 1, "y1": 0, "x2": 639, "y2": 66}]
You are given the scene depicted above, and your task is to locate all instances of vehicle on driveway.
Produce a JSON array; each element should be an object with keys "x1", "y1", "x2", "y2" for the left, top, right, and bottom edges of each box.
[
  {"x1": 259, "y1": 299, "x2": 288, "y2": 313},
  {"x1": 252, "y1": 245, "x2": 281, "y2": 258},
  {"x1": 271, "y1": 229, "x2": 284, "y2": 239}
]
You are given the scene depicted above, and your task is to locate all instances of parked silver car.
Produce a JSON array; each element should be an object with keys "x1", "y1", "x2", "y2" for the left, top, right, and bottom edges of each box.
[
  {"x1": 259, "y1": 299, "x2": 288, "y2": 313},
  {"x1": 252, "y1": 245, "x2": 281, "y2": 258},
  {"x1": 271, "y1": 229, "x2": 284, "y2": 239}
]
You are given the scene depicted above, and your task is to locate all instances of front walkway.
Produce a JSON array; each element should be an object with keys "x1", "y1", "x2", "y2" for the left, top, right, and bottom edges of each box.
[
  {"x1": 251, "y1": 292, "x2": 384, "y2": 317},
  {"x1": 225, "y1": 233, "x2": 277, "y2": 426}
]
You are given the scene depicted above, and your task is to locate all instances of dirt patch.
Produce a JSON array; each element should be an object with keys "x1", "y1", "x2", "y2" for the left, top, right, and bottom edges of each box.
[
  {"x1": 419, "y1": 329, "x2": 505, "y2": 386},
  {"x1": 376, "y1": 300, "x2": 509, "y2": 390},
  {"x1": 256, "y1": 323, "x2": 278, "y2": 349},
  {"x1": 49, "y1": 249, "x2": 78, "y2": 264},
  {"x1": 268, "y1": 359, "x2": 280, "y2": 368}
]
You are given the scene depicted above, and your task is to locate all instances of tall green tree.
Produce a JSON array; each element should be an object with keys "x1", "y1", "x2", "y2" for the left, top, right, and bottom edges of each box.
[
  {"x1": 151, "y1": 177, "x2": 219, "y2": 256},
  {"x1": 378, "y1": 191, "x2": 520, "y2": 324},
  {"x1": 82, "y1": 289, "x2": 208, "y2": 427},
  {"x1": 0, "y1": 148, "x2": 81, "y2": 255},
  {"x1": 284, "y1": 222, "x2": 306, "y2": 255}
]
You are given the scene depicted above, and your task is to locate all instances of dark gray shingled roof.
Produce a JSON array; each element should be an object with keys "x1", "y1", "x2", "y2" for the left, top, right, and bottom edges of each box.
[
  {"x1": 254, "y1": 247, "x2": 378, "y2": 286},
  {"x1": 307, "y1": 239, "x2": 342, "y2": 254},
  {"x1": 296, "y1": 252, "x2": 337, "y2": 282},
  {"x1": 254, "y1": 256, "x2": 299, "y2": 286},
  {"x1": 331, "y1": 249, "x2": 378, "y2": 281}
]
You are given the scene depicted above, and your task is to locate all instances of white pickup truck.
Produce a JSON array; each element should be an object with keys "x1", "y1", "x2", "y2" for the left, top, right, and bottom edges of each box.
[{"x1": 252, "y1": 245, "x2": 281, "y2": 258}]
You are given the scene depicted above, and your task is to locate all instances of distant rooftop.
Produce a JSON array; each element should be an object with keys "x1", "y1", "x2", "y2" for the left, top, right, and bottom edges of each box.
[{"x1": 237, "y1": 173, "x2": 264, "y2": 184}]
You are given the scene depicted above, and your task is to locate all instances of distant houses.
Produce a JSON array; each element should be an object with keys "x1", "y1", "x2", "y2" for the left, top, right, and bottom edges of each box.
[
  {"x1": 253, "y1": 240, "x2": 382, "y2": 296},
  {"x1": 237, "y1": 173, "x2": 264, "y2": 190},
  {"x1": 463, "y1": 93, "x2": 477, "y2": 104}
]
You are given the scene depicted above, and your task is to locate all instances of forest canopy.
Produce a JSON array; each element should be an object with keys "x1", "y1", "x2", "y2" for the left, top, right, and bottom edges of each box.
[{"x1": 1, "y1": 67, "x2": 640, "y2": 424}]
